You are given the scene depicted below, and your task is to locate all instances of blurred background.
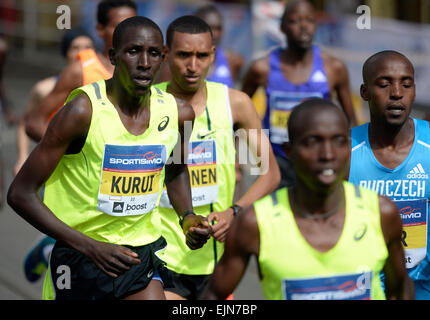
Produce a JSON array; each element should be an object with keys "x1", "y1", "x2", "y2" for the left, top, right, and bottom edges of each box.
[{"x1": 1, "y1": 0, "x2": 430, "y2": 299}]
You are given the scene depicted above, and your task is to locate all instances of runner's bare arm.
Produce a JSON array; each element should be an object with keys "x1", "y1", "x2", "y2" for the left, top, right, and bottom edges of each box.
[
  {"x1": 165, "y1": 98, "x2": 212, "y2": 249},
  {"x1": 225, "y1": 49, "x2": 244, "y2": 82},
  {"x1": 241, "y1": 58, "x2": 269, "y2": 98},
  {"x1": 379, "y1": 195, "x2": 415, "y2": 299},
  {"x1": 329, "y1": 56, "x2": 357, "y2": 127},
  {"x1": 202, "y1": 205, "x2": 259, "y2": 299},
  {"x1": 207, "y1": 89, "x2": 280, "y2": 242},
  {"x1": 25, "y1": 61, "x2": 83, "y2": 142},
  {"x1": 9, "y1": 94, "x2": 140, "y2": 277}
]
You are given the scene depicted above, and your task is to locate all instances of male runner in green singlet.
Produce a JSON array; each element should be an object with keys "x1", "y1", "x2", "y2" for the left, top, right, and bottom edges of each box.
[
  {"x1": 202, "y1": 98, "x2": 414, "y2": 300},
  {"x1": 8, "y1": 17, "x2": 211, "y2": 300},
  {"x1": 155, "y1": 15, "x2": 280, "y2": 300}
]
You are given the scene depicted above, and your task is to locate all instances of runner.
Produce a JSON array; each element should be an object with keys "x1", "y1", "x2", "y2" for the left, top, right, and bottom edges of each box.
[
  {"x1": 25, "y1": 0, "x2": 137, "y2": 142},
  {"x1": 15, "y1": 27, "x2": 94, "y2": 175},
  {"x1": 349, "y1": 50, "x2": 430, "y2": 299},
  {"x1": 19, "y1": 0, "x2": 137, "y2": 284},
  {"x1": 202, "y1": 98, "x2": 414, "y2": 300},
  {"x1": 7, "y1": 16, "x2": 211, "y2": 300},
  {"x1": 242, "y1": 0, "x2": 356, "y2": 188},
  {"x1": 155, "y1": 15, "x2": 280, "y2": 300}
]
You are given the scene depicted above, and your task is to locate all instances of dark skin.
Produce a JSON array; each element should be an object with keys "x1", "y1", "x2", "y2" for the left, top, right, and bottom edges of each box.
[
  {"x1": 202, "y1": 106, "x2": 413, "y2": 300},
  {"x1": 361, "y1": 52, "x2": 416, "y2": 170},
  {"x1": 25, "y1": 6, "x2": 136, "y2": 142},
  {"x1": 241, "y1": 0, "x2": 356, "y2": 127},
  {"x1": 196, "y1": 9, "x2": 244, "y2": 82},
  {"x1": 165, "y1": 31, "x2": 280, "y2": 243},
  {"x1": 8, "y1": 24, "x2": 210, "y2": 300}
]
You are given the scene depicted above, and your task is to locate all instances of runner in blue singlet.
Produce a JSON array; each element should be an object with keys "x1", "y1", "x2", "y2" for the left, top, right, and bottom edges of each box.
[
  {"x1": 348, "y1": 50, "x2": 430, "y2": 299},
  {"x1": 242, "y1": 0, "x2": 356, "y2": 189}
]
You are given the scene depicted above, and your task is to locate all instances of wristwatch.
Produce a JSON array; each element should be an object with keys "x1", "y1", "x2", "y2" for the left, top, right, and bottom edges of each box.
[
  {"x1": 179, "y1": 211, "x2": 195, "y2": 228},
  {"x1": 230, "y1": 204, "x2": 243, "y2": 217}
]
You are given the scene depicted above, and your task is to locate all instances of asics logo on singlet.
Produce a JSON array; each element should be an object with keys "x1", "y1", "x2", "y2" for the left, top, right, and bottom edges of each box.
[
  {"x1": 407, "y1": 163, "x2": 428, "y2": 179},
  {"x1": 353, "y1": 224, "x2": 367, "y2": 241},
  {"x1": 158, "y1": 116, "x2": 169, "y2": 131}
]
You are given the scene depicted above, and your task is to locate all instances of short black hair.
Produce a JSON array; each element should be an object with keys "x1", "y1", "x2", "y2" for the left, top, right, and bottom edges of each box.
[
  {"x1": 280, "y1": 0, "x2": 314, "y2": 31},
  {"x1": 287, "y1": 98, "x2": 346, "y2": 143},
  {"x1": 60, "y1": 27, "x2": 93, "y2": 57},
  {"x1": 97, "y1": 0, "x2": 137, "y2": 26},
  {"x1": 112, "y1": 16, "x2": 163, "y2": 50},
  {"x1": 166, "y1": 15, "x2": 213, "y2": 48},
  {"x1": 194, "y1": 4, "x2": 222, "y2": 21},
  {"x1": 362, "y1": 50, "x2": 414, "y2": 84}
]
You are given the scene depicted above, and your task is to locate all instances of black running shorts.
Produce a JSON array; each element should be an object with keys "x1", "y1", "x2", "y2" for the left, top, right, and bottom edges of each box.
[{"x1": 49, "y1": 236, "x2": 170, "y2": 300}]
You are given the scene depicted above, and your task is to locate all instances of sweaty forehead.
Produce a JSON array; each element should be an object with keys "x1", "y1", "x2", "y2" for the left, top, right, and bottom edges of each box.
[
  {"x1": 290, "y1": 105, "x2": 347, "y2": 141},
  {"x1": 364, "y1": 53, "x2": 414, "y2": 83},
  {"x1": 285, "y1": 0, "x2": 314, "y2": 18},
  {"x1": 120, "y1": 25, "x2": 162, "y2": 45},
  {"x1": 171, "y1": 31, "x2": 212, "y2": 50}
]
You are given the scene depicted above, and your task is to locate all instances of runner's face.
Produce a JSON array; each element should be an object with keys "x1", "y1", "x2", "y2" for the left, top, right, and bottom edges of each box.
[
  {"x1": 66, "y1": 36, "x2": 94, "y2": 64},
  {"x1": 287, "y1": 108, "x2": 349, "y2": 192},
  {"x1": 168, "y1": 31, "x2": 215, "y2": 92},
  {"x1": 282, "y1": 2, "x2": 316, "y2": 50},
  {"x1": 361, "y1": 56, "x2": 415, "y2": 127},
  {"x1": 112, "y1": 26, "x2": 164, "y2": 95},
  {"x1": 98, "y1": 6, "x2": 136, "y2": 50}
]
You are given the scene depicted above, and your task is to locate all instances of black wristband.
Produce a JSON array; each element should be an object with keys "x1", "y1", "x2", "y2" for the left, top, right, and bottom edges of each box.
[
  {"x1": 179, "y1": 210, "x2": 195, "y2": 228},
  {"x1": 230, "y1": 204, "x2": 243, "y2": 217}
]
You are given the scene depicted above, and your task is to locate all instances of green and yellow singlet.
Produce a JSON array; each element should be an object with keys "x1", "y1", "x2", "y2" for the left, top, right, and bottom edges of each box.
[
  {"x1": 255, "y1": 181, "x2": 388, "y2": 300},
  {"x1": 43, "y1": 80, "x2": 179, "y2": 246},
  {"x1": 154, "y1": 81, "x2": 236, "y2": 275}
]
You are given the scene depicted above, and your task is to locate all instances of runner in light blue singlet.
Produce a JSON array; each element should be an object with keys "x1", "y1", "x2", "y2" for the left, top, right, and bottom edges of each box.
[{"x1": 349, "y1": 118, "x2": 430, "y2": 299}]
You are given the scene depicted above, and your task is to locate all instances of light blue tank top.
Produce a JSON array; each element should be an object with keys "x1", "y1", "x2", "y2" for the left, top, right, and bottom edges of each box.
[
  {"x1": 349, "y1": 118, "x2": 430, "y2": 299},
  {"x1": 263, "y1": 45, "x2": 331, "y2": 158}
]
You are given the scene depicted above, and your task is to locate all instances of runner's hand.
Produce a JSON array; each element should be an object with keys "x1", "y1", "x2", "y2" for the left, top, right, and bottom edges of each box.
[
  {"x1": 207, "y1": 208, "x2": 235, "y2": 242},
  {"x1": 85, "y1": 240, "x2": 141, "y2": 278},
  {"x1": 182, "y1": 214, "x2": 212, "y2": 250}
]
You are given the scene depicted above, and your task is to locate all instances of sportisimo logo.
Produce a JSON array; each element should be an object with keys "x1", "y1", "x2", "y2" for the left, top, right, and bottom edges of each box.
[
  {"x1": 407, "y1": 163, "x2": 428, "y2": 179},
  {"x1": 109, "y1": 151, "x2": 162, "y2": 165},
  {"x1": 189, "y1": 145, "x2": 212, "y2": 160}
]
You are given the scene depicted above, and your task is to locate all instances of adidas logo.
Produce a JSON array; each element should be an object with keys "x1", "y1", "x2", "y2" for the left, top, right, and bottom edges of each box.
[
  {"x1": 112, "y1": 202, "x2": 124, "y2": 213},
  {"x1": 311, "y1": 70, "x2": 327, "y2": 83},
  {"x1": 407, "y1": 163, "x2": 428, "y2": 179}
]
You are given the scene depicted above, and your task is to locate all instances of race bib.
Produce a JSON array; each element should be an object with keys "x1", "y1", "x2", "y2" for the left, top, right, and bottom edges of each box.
[
  {"x1": 394, "y1": 199, "x2": 428, "y2": 269},
  {"x1": 159, "y1": 140, "x2": 218, "y2": 208},
  {"x1": 97, "y1": 144, "x2": 166, "y2": 216},
  {"x1": 269, "y1": 91, "x2": 323, "y2": 144},
  {"x1": 282, "y1": 272, "x2": 372, "y2": 300}
]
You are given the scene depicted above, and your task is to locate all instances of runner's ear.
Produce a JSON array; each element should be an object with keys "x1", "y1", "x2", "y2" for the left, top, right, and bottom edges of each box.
[
  {"x1": 360, "y1": 84, "x2": 369, "y2": 101},
  {"x1": 109, "y1": 48, "x2": 116, "y2": 66},
  {"x1": 283, "y1": 141, "x2": 292, "y2": 158}
]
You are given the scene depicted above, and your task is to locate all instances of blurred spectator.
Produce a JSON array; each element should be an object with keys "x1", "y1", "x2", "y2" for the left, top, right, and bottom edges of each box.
[{"x1": 14, "y1": 28, "x2": 95, "y2": 175}]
